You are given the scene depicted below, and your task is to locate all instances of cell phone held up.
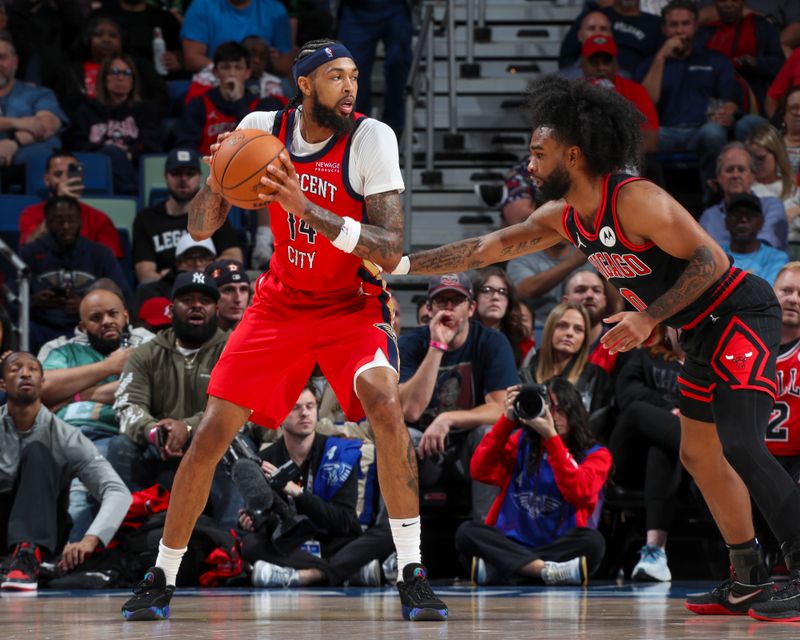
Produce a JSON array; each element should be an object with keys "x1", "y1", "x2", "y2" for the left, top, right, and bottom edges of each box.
[{"x1": 67, "y1": 162, "x2": 83, "y2": 180}]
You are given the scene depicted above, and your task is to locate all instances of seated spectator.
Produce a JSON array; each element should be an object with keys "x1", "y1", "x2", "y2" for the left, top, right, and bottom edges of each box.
[
  {"x1": 133, "y1": 147, "x2": 243, "y2": 284},
  {"x1": 42, "y1": 16, "x2": 168, "y2": 118},
  {"x1": 722, "y1": 193, "x2": 789, "y2": 284},
  {"x1": 608, "y1": 325, "x2": 683, "y2": 582},
  {"x1": 180, "y1": 0, "x2": 293, "y2": 76},
  {"x1": 92, "y1": 0, "x2": 184, "y2": 79},
  {"x1": 559, "y1": 10, "x2": 613, "y2": 79},
  {"x1": 398, "y1": 273, "x2": 519, "y2": 519},
  {"x1": 507, "y1": 240, "x2": 589, "y2": 327},
  {"x1": 696, "y1": 0, "x2": 800, "y2": 54},
  {"x1": 577, "y1": 34, "x2": 659, "y2": 154},
  {"x1": 245, "y1": 384, "x2": 391, "y2": 588},
  {"x1": 66, "y1": 53, "x2": 163, "y2": 195},
  {"x1": 19, "y1": 150, "x2": 124, "y2": 258},
  {"x1": 205, "y1": 258, "x2": 251, "y2": 331},
  {"x1": 0, "y1": 31, "x2": 67, "y2": 168},
  {"x1": 782, "y1": 86, "x2": 800, "y2": 175},
  {"x1": 0, "y1": 351, "x2": 131, "y2": 591},
  {"x1": 498, "y1": 155, "x2": 540, "y2": 227},
  {"x1": 636, "y1": 0, "x2": 763, "y2": 199},
  {"x1": 699, "y1": 142, "x2": 789, "y2": 250},
  {"x1": 560, "y1": 0, "x2": 662, "y2": 78},
  {"x1": 107, "y1": 271, "x2": 242, "y2": 527},
  {"x1": 456, "y1": 379, "x2": 611, "y2": 586},
  {"x1": 697, "y1": 0, "x2": 785, "y2": 113},
  {"x1": 38, "y1": 285, "x2": 154, "y2": 540},
  {"x1": 175, "y1": 41, "x2": 283, "y2": 156},
  {"x1": 133, "y1": 233, "x2": 217, "y2": 318},
  {"x1": 766, "y1": 48, "x2": 800, "y2": 117},
  {"x1": 520, "y1": 302, "x2": 612, "y2": 415},
  {"x1": 17, "y1": 196, "x2": 132, "y2": 353},
  {"x1": 472, "y1": 267, "x2": 533, "y2": 367}
]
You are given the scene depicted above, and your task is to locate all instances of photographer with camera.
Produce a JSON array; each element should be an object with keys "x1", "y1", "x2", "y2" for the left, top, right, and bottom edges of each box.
[
  {"x1": 455, "y1": 379, "x2": 611, "y2": 586},
  {"x1": 19, "y1": 151, "x2": 124, "y2": 258},
  {"x1": 238, "y1": 384, "x2": 388, "y2": 588}
]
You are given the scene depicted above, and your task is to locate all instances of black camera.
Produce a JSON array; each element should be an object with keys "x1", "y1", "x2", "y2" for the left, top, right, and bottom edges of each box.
[{"x1": 513, "y1": 383, "x2": 549, "y2": 421}]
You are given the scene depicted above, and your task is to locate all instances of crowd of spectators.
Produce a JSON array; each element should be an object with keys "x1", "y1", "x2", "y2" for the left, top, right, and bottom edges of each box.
[{"x1": 0, "y1": 0, "x2": 800, "y2": 593}]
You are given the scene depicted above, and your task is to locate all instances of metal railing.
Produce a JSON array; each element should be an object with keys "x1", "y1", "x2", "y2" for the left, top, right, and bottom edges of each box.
[{"x1": 0, "y1": 239, "x2": 30, "y2": 350}]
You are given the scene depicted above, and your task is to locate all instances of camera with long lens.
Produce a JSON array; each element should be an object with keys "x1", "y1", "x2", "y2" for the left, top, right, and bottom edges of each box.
[
  {"x1": 222, "y1": 433, "x2": 315, "y2": 553},
  {"x1": 513, "y1": 383, "x2": 549, "y2": 421}
]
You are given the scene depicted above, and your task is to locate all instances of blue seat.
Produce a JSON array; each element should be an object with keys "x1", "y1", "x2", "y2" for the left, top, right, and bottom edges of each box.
[
  {"x1": 0, "y1": 194, "x2": 39, "y2": 232},
  {"x1": 116, "y1": 227, "x2": 135, "y2": 290},
  {"x1": 25, "y1": 152, "x2": 114, "y2": 198}
]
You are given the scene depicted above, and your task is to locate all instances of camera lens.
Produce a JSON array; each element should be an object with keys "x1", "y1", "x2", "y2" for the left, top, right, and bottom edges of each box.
[{"x1": 513, "y1": 385, "x2": 547, "y2": 421}]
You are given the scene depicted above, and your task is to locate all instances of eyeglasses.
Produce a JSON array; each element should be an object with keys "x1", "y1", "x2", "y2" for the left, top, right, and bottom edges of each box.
[
  {"x1": 477, "y1": 285, "x2": 509, "y2": 297},
  {"x1": 107, "y1": 68, "x2": 133, "y2": 77},
  {"x1": 430, "y1": 295, "x2": 468, "y2": 309}
]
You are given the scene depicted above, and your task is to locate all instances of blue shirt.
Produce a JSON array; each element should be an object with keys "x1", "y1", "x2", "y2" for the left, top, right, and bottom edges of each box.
[
  {"x1": 0, "y1": 81, "x2": 68, "y2": 138},
  {"x1": 399, "y1": 320, "x2": 519, "y2": 430},
  {"x1": 699, "y1": 196, "x2": 789, "y2": 252},
  {"x1": 722, "y1": 242, "x2": 789, "y2": 286},
  {"x1": 181, "y1": 0, "x2": 292, "y2": 57},
  {"x1": 634, "y1": 46, "x2": 739, "y2": 127}
]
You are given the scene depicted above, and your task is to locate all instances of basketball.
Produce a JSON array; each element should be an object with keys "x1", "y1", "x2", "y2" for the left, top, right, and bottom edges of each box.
[{"x1": 210, "y1": 129, "x2": 286, "y2": 209}]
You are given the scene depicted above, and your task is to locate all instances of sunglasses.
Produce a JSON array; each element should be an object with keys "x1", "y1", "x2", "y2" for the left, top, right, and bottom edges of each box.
[{"x1": 107, "y1": 68, "x2": 133, "y2": 77}]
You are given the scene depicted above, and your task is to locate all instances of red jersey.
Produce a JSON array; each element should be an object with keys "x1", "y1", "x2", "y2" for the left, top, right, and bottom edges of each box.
[
  {"x1": 268, "y1": 109, "x2": 382, "y2": 295},
  {"x1": 199, "y1": 93, "x2": 262, "y2": 156},
  {"x1": 612, "y1": 75, "x2": 659, "y2": 132},
  {"x1": 767, "y1": 338, "x2": 800, "y2": 457}
]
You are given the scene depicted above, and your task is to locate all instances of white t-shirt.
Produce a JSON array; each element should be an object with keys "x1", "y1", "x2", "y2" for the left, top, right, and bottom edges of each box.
[{"x1": 237, "y1": 109, "x2": 405, "y2": 197}]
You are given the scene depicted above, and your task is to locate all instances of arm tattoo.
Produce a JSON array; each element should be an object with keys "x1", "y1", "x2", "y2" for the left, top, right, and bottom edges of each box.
[
  {"x1": 645, "y1": 245, "x2": 717, "y2": 322},
  {"x1": 187, "y1": 186, "x2": 232, "y2": 238},
  {"x1": 408, "y1": 235, "x2": 544, "y2": 275},
  {"x1": 301, "y1": 190, "x2": 404, "y2": 268}
]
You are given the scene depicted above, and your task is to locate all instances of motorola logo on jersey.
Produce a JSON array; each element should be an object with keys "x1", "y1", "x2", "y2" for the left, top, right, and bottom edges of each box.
[
  {"x1": 299, "y1": 173, "x2": 338, "y2": 201},
  {"x1": 599, "y1": 226, "x2": 617, "y2": 247},
  {"x1": 586, "y1": 252, "x2": 653, "y2": 280}
]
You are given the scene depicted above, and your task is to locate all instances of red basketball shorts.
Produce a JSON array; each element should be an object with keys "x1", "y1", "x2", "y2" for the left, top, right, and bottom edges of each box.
[{"x1": 207, "y1": 271, "x2": 399, "y2": 429}]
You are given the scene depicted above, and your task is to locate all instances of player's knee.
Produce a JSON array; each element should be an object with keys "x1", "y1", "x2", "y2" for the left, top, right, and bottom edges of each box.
[{"x1": 679, "y1": 440, "x2": 719, "y2": 475}]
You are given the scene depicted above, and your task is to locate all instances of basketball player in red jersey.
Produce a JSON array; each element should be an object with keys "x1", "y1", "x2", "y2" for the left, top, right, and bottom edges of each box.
[
  {"x1": 121, "y1": 40, "x2": 447, "y2": 622},
  {"x1": 391, "y1": 75, "x2": 800, "y2": 622},
  {"x1": 768, "y1": 264, "x2": 800, "y2": 478}
]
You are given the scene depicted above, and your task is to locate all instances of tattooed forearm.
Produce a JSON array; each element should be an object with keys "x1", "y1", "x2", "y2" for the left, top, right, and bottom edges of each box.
[
  {"x1": 301, "y1": 190, "x2": 404, "y2": 268},
  {"x1": 187, "y1": 186, "x2": 232, "y2": 239},
  {"x1": 408, "y1": 233, "x2": 545, "y2": 275},
  {"x1": 645, "y1": 245, "x2": 718, "y2": 322}
]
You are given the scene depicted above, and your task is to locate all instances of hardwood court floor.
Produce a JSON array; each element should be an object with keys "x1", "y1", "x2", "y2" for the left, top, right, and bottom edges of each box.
[{"x1": 2, "y1": 583, "x2": 799, "y2": 640}]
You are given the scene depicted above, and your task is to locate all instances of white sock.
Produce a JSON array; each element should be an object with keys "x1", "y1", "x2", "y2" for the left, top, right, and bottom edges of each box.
[
  {"x1": 156, "y1": 539, "x2": 187, "y2": 586},
  {"x1": 389, "y1": 517, "x2": 422, "y2": 581}
]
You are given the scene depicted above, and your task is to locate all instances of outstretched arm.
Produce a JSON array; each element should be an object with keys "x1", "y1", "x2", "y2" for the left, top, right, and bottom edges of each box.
[{"x1": 406, "y1": 199, "x2": 567, "y2": 275}]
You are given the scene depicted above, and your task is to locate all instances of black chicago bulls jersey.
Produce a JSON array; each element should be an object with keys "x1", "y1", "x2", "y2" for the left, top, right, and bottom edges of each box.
[{"x1": 562, "y1": 173, "x2": 740, "y2": 329}]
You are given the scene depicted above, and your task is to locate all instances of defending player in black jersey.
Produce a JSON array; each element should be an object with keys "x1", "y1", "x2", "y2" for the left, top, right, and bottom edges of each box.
[{"x1": 392, "y1": 75, "x2": 800, "y2": 622}]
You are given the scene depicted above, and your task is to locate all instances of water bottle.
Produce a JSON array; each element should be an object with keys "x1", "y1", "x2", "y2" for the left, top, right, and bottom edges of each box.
[{"x1": 152, "y1": 27, "x2": 167, "y2": 76}]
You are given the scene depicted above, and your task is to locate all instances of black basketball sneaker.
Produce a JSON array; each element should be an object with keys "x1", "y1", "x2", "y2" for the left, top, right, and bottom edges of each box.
[
  {"x1": 685, "y1": 571, "x2": 772, "y2": 615},
  {"x1": 121, "y1": 567, "x2": 175, "y2": 621},
  {"x1": 396, "y1": 563, "x2": 448, "y2": 621},
  {"x1": 749, "y1": 574, "x2": 800, "y2": 622}
]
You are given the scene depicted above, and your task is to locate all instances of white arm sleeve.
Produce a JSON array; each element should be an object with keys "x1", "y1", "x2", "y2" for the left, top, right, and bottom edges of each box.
[
  {"x1": 237, "y1": 111, "x2": 278, "y2": 133},
  {"x1": 350, "y1": 119, "x2": 405, "y2": 197}
]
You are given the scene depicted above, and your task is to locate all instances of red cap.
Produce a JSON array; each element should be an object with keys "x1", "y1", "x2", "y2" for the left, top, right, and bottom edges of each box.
[
  {"x1": 582, "y1": 34, "x2": 617, "y2": 59},
  {"x1": 138, "y1": 297, "x2": 172, "y2": 327}
]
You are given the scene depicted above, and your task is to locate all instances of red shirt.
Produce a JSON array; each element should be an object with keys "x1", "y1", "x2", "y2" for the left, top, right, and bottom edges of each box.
[
  {"x1": 767, "y1": 339, "x2": 800, "y2": 457},
  {"x1": 612, "y1": 75, "x2": 659, "y2": 131},
  {"x1": 19, "y1": 202, "x2": 124, "y2": 258},
  {"x1": 768, "y1": 48, "x2": 800, "y2": 104},
  {"x1": 83, "y1": 61, "x2": 100, "y2": 99}
]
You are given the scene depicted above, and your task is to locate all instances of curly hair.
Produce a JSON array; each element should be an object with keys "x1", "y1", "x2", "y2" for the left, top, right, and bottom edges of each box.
[
  {"x1": 287, "y1": 38, "x2": 341, "y2": 108},
  {"x1": 526, "y1": 75, "x2": 644, "y2": 176}
]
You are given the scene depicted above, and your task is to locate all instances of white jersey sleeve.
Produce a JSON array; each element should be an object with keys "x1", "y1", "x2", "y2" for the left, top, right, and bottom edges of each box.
[
  {"x1": 350, "y1": 118, "x2": 405, "y2": 196},
  {"x1": 237, "y1": 111, "x2": 279, "y2": 133}
]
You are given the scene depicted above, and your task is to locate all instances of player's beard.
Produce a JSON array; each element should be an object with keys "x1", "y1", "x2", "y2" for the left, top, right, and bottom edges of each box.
[
  {"x1": 88, "y1": 330, "x2": 122, "y2": 356},
  {"x1": 310, "y1": 92, "x2": 355, "y2": 136},
  {"x1": 173, "y1": 314, "x2": 219, "y2": 345},
  {"x1": 538, "y1": 163, "x2": 572, "y2": 202}
]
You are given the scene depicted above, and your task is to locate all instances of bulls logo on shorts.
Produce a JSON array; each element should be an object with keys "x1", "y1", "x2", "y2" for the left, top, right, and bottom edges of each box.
[{"x1": 711, "y1": 316, "x2": 776, "y2": 396}]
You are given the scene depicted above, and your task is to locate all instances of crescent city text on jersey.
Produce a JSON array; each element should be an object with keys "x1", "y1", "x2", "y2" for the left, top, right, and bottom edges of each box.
[
  {"x1": 586, "y1": 251, "x2": 653, "y2": 280},
  {"x1": 299, "y1": 173, "x2": 338, "y2": 201}
]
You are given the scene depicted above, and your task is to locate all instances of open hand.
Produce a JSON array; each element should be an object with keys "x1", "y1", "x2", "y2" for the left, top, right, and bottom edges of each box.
[{"x1": 601, "y1": 311, "x2": 657, "y2": 355}]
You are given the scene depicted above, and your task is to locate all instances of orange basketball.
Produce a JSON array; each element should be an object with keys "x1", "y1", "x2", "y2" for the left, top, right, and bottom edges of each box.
[{"x1": 210, "y1": 129, "x2": 286, "y2": 210}]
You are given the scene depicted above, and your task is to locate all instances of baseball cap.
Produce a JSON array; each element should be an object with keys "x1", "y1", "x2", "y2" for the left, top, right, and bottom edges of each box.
[
  {"x1": 726, "y1": 193, "x2": 763, "y2": 215},
  {"x1": 165, "y1": 147, "x2": 201, "y2": 173},
  {"x1": 205, "y1": 259, "x2": 250, "y2": 287},
  {"x1": 427, "y1": 273, "x2": 474, "y2": 300},
  {"x1": 138, "y1": 296, "x2": 172, "y2": 327},
  {"x1": 175, "y1": 233, "x2": 216, "y2": 259},
  {"x1": 582, "y1": 34, "x2": 618, "y2": 59},
  {"x1": 171, "y1": 271, "x2": 220, "y2": 301}
]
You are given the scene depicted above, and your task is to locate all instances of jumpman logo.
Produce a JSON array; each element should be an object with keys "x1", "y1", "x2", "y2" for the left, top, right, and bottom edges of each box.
[{"x1": 576, "y1": 234, "x2": 586, "y2": 249}]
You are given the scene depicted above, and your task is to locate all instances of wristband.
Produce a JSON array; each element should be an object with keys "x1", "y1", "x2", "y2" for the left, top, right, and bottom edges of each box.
[
  {"x1": 391, "y1": 255, "x2": 410, "y2": 275},
  {"x1": 332, "y1": 217, "x2": 361, "y2": 253},
  {"x1": 429, "y1": 340, "x2": 449, "y2": 352}
]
